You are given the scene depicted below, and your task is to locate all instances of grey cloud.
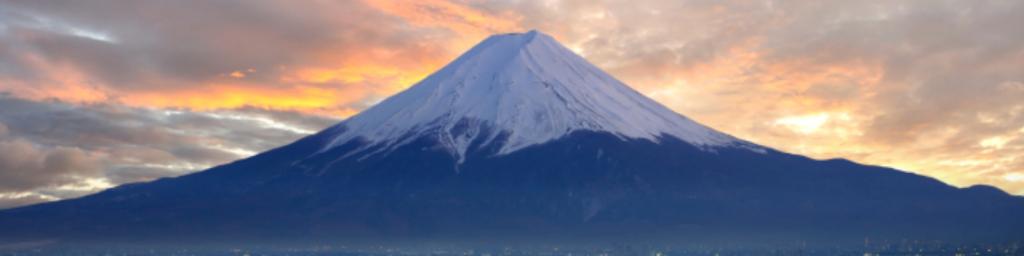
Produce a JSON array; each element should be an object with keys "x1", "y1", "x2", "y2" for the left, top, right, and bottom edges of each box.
[
  {"x1": 0, "y1": 193, "x2": 52, "y2": 210},
  {"x1": 0, "y1": 96, "x2": 339, "y2": 208},
  {"x1": 105, "y1": 166, "x2": 185, "y2": 186},
  {"x1": 0, "y1": 138, "x2": 101, "y2": 193},
  {"x1": 230, "y1": 106, "x2": 341, "y2": 133}
]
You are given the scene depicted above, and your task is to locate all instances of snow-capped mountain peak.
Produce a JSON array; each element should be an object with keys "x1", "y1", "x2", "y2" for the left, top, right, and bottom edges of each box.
[{"x1": 320, "y1": 30, "x2": 740, "y2": 161}]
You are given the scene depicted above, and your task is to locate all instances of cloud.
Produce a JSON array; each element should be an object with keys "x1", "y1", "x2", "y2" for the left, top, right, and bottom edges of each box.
[
  {"x1": 1, "y1": 112, "x2": 105, "y2": 195},
  {"x1": 0, "y1": 138, "x2": 101, "y2": 193},
  {"x1": 0, "y1": 0, "x2": 471, "y2": 115},
  {"x1": 0, "y1": 192, "x2": 57, "y2": 209},
  {"x1": 0, "y1": 96, "x2": 338, "y2": 208}
]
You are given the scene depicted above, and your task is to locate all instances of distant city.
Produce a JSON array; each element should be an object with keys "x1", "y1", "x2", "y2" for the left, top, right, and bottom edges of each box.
[{"x1": 2, "y1": 241, "x2": 1021, "y2": 256}]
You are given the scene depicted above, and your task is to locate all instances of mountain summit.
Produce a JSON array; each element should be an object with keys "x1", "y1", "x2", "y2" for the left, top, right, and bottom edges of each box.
[
  {"x1": 320, "y1": 30, "x2": 741, "y2": 162},
  {"x1": 1, "y1": 31, "x2": 1022, "y2": 247}
]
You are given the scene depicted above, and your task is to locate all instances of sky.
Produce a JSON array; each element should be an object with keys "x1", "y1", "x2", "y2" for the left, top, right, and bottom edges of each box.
[{"x1": 0, "y1": 0, "x2": 1022, "y2": 208}]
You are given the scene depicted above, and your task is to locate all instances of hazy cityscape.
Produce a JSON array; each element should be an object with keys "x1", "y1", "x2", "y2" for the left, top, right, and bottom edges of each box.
[{"x1": 2, "y1": 241, "x2": 1022, "y2": 256}]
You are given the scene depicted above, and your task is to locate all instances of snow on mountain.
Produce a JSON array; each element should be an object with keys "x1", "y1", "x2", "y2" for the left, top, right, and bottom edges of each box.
[{"x1": 320, "y1": 30, "x2": 744, "y2": 162}]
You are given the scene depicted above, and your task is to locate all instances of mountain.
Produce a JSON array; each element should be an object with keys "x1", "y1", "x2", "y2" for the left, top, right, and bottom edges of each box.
[
  {"x1": 320, "y1": 30, "x2": 742, "y2": 164},
  {"x1": 1, "y1": 30, "x2": 1022, "y2": 248}
]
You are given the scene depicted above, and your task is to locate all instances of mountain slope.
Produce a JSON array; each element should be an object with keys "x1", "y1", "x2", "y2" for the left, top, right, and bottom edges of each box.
[{"x1": 0, "y1": 30, "x2": 1022, "y2": 247}]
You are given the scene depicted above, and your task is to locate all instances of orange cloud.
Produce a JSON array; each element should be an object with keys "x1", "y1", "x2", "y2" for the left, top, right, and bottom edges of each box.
[
  {"x1": 0, "y1": 53, "x2": 109, "y2": 103},
  {"x1": 362, "y1": 0, "x2": 523, "y2": 48},
  {"x1": 1, "y1": 59, "x2": 431, "y2": 118}
]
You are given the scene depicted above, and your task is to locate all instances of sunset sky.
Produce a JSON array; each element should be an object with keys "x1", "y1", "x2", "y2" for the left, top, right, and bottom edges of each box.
[{"x1": 0, "y1": 0, "x2": 1022, "y2": 208}]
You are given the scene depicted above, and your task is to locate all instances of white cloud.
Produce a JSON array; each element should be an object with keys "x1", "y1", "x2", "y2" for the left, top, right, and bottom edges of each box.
[
  {"x1": 774, "y1": 113, "x2": 831, "y2": 134},
  {"x1": 1005, "y1": 173, "x2": 1024, "y2": 183}
]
